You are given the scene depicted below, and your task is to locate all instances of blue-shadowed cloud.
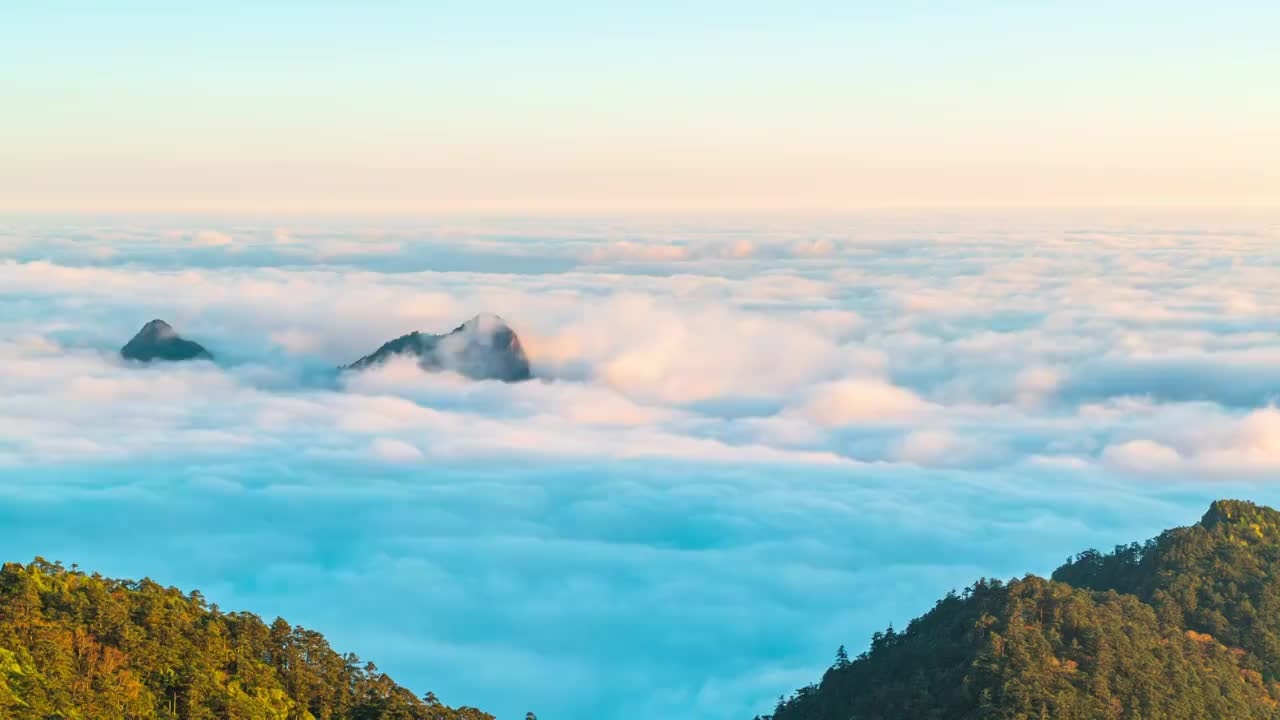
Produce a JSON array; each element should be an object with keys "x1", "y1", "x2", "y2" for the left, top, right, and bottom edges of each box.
[{"x1": 1, "y1": 211, "x2": 1279, "y2": 718}]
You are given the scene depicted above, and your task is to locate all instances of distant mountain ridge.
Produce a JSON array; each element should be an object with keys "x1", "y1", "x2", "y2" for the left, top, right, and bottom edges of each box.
[
  {"x1": 116, "y1": 314, "x2": 534, "y2": 383},
  {"x1": 345, "y1": 313, "x2": 532, "y2": 382},
  {"x1": 120, "y1": 319, "x2": 213, "y2": 362},
  {"x1": 760, "y1": 499, "x2": 1280, "y2": 720}
]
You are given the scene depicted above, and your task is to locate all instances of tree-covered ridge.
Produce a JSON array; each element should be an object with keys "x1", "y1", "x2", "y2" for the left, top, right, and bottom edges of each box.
[
  {"x1": 1054, "y1": 499, "x2": 1280, "y2": 681},
  {"x1": 761, "y1": 500, "x2": 1280, "y2": 720},
  {"x1": 0, "y1": 559, "x2": 492, "y2": 720}
]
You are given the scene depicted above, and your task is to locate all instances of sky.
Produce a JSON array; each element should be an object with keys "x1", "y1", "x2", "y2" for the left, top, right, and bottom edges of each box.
[
  {"x1": 2, "y1": 210, "x2": 1280, "y2": 719},
  {"x1": 2, "y1": 0, "x2": 1279, "y2": 212}
]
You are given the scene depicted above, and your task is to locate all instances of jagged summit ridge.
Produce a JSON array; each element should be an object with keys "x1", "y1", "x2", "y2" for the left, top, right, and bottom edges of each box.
[
  {"x1": 120, "y1": 319, "x2": 212, "y2": 362},
  {"x1": 137, "y1": 319, "x2": 178, "y2": 340},
  {"x1": 346, "y1": 313, "x2": 532, "y2": 382},
  {"x1": 1199, "y1": 498, "x2": 1277, "y2": 529}
]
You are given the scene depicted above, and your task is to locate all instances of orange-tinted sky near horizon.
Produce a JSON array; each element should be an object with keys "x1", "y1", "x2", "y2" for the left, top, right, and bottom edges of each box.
[{"x1": 3, "y1": 1, "x2": 1277, "y2": 212}]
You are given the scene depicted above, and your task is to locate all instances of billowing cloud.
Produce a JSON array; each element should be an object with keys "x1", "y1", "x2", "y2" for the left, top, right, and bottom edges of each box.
[
  {"x1": 1103, "y1": 407, "x2": 1280, "y2": 477},
  {"x1": 1, "y1": 212, "x2": 1279, "y2": 719},
  {"x1": 192, "y1": 230, "x2": 234, "y2": 247},
  {"x1": 791, "y1": 378, "x2": 927, "y2": 427},
  {"x1": 369, "y1": 437, "x2": 427, "y2": 463},
  {"x1": 588, "y1": 240, "x2": 690, "y2": 263},
  {"x1": 1103, "y1": 439, "x2": 1183, "y2": 473}
]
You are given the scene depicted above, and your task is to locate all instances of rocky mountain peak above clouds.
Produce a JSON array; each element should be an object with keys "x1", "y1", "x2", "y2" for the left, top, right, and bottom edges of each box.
[
  {"x1": 120, "y1": 319, "x2": 213, "y2": 362},
  {"x1": 345, "y1": 314, "x2": 532, "y2": 382}
]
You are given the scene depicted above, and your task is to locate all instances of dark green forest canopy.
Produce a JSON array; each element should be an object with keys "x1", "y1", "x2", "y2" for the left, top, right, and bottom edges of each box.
[
  {"x1": 761, "y1": 500, "x2": 1280, "y2": 720},
  {"x1": 0, "y1": 559, "x2": 493, "y2": 720}
]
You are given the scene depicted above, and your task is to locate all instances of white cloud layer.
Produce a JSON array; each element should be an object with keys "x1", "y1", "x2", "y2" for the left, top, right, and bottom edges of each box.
[{"x1": 0, "y1": 211, "x2": 1278, "y2": 719}]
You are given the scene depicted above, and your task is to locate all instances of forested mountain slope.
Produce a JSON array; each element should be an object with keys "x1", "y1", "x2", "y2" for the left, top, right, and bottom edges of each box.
[
  {"x1": 761, "y1": 500, "x2": 1280, "y2": 720},
  {"x1": 0, "y1": 559, "x2": 492, "y2": 720}
]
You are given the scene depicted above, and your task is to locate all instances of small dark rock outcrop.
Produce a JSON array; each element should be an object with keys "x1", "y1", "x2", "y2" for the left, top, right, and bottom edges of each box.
[
  {"x1": 120, "y1": 319, "x2": 213, "y2": 362},
  {"x1": 346, "y1": 313, "x2": 531, "y2": 382}
]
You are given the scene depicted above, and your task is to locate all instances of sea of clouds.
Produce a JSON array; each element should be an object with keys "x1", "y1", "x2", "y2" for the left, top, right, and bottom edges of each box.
[{"x1": 1, "y1": 210, "x2": 1278, "y2": 719}]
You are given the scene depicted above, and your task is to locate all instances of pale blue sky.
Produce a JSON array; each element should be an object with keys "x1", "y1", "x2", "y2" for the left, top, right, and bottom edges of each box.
[{"x1": 3, "y1": 1, "x2": 1277, "y2": 210}]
